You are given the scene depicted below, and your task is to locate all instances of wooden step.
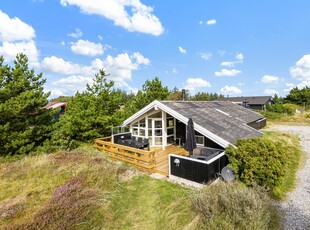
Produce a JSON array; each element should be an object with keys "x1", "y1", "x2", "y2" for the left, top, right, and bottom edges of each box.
[{"x1": 153, "y1": 169, "x2": 169, "y2": 176}]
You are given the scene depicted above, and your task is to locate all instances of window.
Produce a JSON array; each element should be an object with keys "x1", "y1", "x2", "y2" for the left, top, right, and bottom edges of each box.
[
  {"x1": 195, "y1": 135, "x2": 204, "y2": 146},
  {"x1": 166, "y1": 117, "x2": 175, "y2": 145},
  {"x1": 167, "y1": 118, "x2": 174, "y2": 127},
  {"x1": 133, "y1": 128, "x2": 138, "y2": 136},
  {"x1": 167, "y1": 128, "x2": 174, "y2": 135},
  {"x1": 139, "y1": 118, "x2": 146, "y2": 127},
  {"x1": 139, "y1": 129, "x2": 145, "y2": 136},
  {"x1": 132, "y1": 118, "x2": 146, "y2": 137}
]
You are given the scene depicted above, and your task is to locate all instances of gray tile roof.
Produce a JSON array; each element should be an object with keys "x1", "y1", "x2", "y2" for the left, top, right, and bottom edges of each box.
[
  {"x1": 216, "y1": 96, "x2": 272, "y2": 105},
  {"x1": 161, "y1": 101, "x2": 264, "y2": 144}
]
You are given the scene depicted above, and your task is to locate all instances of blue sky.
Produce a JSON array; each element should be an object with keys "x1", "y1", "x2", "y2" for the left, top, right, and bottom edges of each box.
[{"x1": 0, "y1": 0, "x2": 310, "y2": 98}]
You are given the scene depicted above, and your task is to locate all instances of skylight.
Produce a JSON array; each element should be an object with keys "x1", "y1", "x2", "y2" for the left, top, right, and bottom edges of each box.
[{"x1": 215, "y1": 109, "x2": 231, "y2": 117}]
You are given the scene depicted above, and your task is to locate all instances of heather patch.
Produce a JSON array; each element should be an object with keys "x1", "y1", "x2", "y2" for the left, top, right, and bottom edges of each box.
[{"x1": 9, "y1": 177, "x2": 102, "y2": 230}]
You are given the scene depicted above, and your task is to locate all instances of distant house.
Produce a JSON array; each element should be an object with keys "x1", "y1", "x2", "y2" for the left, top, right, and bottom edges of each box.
[
  {"x1": 94, "y1": 100, "x2": 266, "y2": 184},
  {"x1": 42, "y1": 101, "x2": 66, "y2": 120},
  {"x1": 216, "y1": 96, "x2": 274, "y2": 110}
]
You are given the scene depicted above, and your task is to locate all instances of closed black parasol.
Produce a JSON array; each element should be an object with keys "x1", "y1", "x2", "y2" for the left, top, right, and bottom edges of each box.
[{"x1": 184, "y1": 118, "x2": 196, "y2": 155}]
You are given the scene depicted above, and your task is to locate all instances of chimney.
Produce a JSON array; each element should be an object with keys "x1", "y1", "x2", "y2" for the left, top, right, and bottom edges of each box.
[{"x1": 182, "y1": 89, "x2": 186, "y2": 101}]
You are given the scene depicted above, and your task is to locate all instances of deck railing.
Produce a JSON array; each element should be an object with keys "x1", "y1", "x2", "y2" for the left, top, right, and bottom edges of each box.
[{"x1": 93, "y1": 137, "x2": 156, "y2": 173}]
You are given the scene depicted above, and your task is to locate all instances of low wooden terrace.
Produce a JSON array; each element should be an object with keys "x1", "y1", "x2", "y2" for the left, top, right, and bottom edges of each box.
[{"x1": 93, "y1": 137, "x2": 189, "y2": 176}]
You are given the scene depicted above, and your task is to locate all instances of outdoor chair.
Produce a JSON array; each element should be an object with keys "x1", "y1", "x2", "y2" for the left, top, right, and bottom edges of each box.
[{"x1": 142, "y1": 138, "x2": 149, "y2": 150}]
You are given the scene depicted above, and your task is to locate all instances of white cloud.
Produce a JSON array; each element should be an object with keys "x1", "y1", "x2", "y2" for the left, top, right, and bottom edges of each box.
[
  {"x1": 0, "y1": 10, "x2": 39, "y2": 67},
  {"x1": 60, "y1": 0, "x2": 164, "y2": 36},
  {"x1": 45, "y1": 51, "x2": 150, "y2": 94},
  {"x1": 220, "y1": 85, "x2": 242, "y2": 95},
  {"x1": 0, "y1": 40, "x2": 39, "y2": 66},
  {"x1": 71, "y1": 39, "x2": 104, "y2": 56},
  {"x1": 220, "y1": 52, "x2": 243, "y2": 68},
  {"x1": 284, "y1": 81, "x2": 310, "y2": 92},
  {"x1": 98, "y1": 53, "x2": 146, "y2": 82},
  {"x1": 296, "y1": 81, "x2": 309, "y2": 89},
  {"x1": 199, "y1": 21, "x2": 203, "y2": 25},
  {"x1": 290, "y1": 54, "x2": 310, "y2": 81},
  {"x1": 184, "y1": 77, "x2": 211, "y2": 92},
  {"x1": 264, "y1": 89, "x2": 278, "y2": 95},
  {"x1": 98, "y1": 35, "x2": 103, "y2": 40},
  {"x1": 178, "y1": 46, "x2": 186, "y2": 54},
  {"x1": 0, "y1": 10, "x2": 35, "y2": 42},
  {"x1": 51, "y1": 75, "x2": 93, "y2": 94},
  {"x1": 286, "y1": 83, "x2": 295, "y2": 88},
  {"x1": 261, "y1": 75, "x2": 279, "y2": 84},
  {"x1": 207, "y1": 19, "x2": 216, "y2": 25},
  {"x1": 131, "y1": 52, "x2": 150, "y2": 65},
  {"x1": 215, "y1": 69, "x2": 241, "y2": 77},
  {"x1": 41, "y1": 56, "x2": 82, "y2": 75},
  {"x1": 67, "y1": 28, "x2": 83, "y2": 38},
  {"x1": 284, "y1": 83, "x2": 294, "y2": 92},
  {"x1": 220, "y1": 61, "x2": 234, "y2": 67},
  {"x1": 200, "y1": 52, "x2": 212, "y2": 61},
  {"x1": 235, "y1": 53, "x2": 244, "y2": 62},
  {"x1": 48, "y1": 89, "x2": 67, "y2": 98},
  {"x1": 61, "y1": 41, "x2": 65, "y2": 46}
]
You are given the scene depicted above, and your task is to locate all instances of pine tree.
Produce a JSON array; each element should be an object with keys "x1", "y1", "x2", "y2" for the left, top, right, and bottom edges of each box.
[
  {"x1": 50, "y1": 70, "x2": 122, "y2": 149},
  {"x1": 0, "y1": 54, "x2": 52, "y2": 155}
]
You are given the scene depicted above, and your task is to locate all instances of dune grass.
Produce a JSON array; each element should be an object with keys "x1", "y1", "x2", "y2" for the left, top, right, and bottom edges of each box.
[
  {"x1": 259, "y1": 110, "x2": 310, "y2": 126},
  {"x1": 192, "y1": 181, "x2": 272, "y2": 230},
  {"x1": 0, "y1": 147, "x2": 283, "y2": 229},
  {"x1": 0, "y1": 148, "x2": 194, "y2": 229}
]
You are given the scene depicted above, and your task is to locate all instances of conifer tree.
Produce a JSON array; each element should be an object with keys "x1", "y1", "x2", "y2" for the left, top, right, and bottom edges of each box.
[
  {"x1": 0, "y1": 54, "x2": 52, "y2": 155},
  {"x1": 50, "y1": 70, "x2": 122, "y2": 149}
]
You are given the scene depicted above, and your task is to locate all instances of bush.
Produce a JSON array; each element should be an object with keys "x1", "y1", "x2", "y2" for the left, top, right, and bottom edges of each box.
[
  {"x1": 266, "y1": 103, "x2": 295, "y2": 115},
  {"x1": 192, "y1": 181, "x2": 271, "y2": 229},
  {"x1": 225, "y1": 137, "x2": 288, "y2": 188},
  {"x1": 258, "y1": 110, "x2": 283, "y2": 120}
]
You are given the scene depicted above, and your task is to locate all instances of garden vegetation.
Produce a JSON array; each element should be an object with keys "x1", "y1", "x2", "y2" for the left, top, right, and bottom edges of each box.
[{"x1": 0, "y1": 53, "x2": 307, "y2": 229}]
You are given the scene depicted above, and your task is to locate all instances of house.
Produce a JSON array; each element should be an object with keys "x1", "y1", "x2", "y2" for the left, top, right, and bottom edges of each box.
[
  {"x1": 216, "y1": 96, "x2": 274, "y2": 110},
  {"x1": 94, "y1": 100, "x2": 266, "y2": 184},
  {"x1": 42, "y1": 101, "x2": 66, "y2": 120}
]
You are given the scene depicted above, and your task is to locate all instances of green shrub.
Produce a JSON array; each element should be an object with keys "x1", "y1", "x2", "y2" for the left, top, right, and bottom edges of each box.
[
  {"x1": 266, "y1": 103, "x2": 295, "y2": 115},
  {"x1": 225, "y1": 137, "x2": 288, "y2": 188},
  {"x1": 258, "y1": 110, "x2": 283, "y2": 120},
  {"x1": 192, "y1": 181, "x2": 271, "y2": 229}
]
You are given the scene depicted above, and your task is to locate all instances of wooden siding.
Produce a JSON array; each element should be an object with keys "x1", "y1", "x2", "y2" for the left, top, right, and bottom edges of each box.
[
  {"x1": 93, "y1": 137, "x2": 189, "y2": 176},
  {"x1": 170, "y1": 154, "x2": 228, "y2": 184}
]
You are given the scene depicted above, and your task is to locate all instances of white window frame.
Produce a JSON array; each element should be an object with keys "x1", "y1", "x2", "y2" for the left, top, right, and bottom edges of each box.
[{"x1": 195, "y1": 135, "x2": 204, "y2": 146}]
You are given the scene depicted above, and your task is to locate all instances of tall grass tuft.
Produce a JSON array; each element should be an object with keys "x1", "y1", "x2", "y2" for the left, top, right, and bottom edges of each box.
[{"x1": 192, "y1": 181, "x2": 271, "y2": 230}]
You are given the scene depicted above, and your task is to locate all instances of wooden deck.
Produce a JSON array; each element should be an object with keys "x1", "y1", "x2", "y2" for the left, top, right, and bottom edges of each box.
[
  {"x1": 93, "y1": 137, "x2": 189, "y2": 176},
  {"x1": 153, "y1": 145, "x2": 189, "y2": 176}
]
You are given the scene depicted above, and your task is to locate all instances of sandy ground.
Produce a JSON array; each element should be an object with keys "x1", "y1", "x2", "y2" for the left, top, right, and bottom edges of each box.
[{"x1": 269, "y1": 125, "x2": 310, "y2": 230}]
